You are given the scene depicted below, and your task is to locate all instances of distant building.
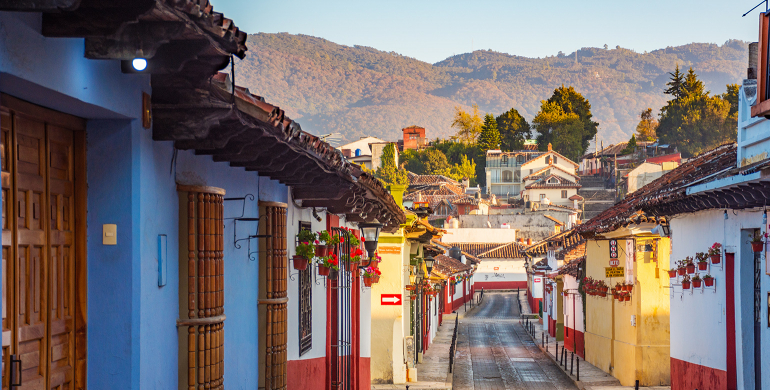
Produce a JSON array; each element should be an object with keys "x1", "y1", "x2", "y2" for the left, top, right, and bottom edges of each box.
[
  {"x1": 402, "y1": 126, "x2": 427, "y2": 150},
  {"x1": 337, "y1": 136, "x2": 387, "y2": 169},
  {"x1": 485, "y1": 149, "x2": 544, "y2": 198},
  {"x1": 624, "y1": 161, "x2": 678, "y2": 194},
  {"x1": 520, "y1": 143, "x2": 581, "y2": 207}
]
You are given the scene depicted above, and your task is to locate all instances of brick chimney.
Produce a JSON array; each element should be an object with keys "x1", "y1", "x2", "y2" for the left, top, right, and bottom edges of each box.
[{"x1": 749, "y1": 42, "x2": 758, "y2": 80}]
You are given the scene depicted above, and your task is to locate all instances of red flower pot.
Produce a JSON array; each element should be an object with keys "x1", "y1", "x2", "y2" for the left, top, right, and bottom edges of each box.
[
  {"x1": 692, "y1": 279, "x2": 702, "y2": 288},
  {"x1": 315, "y1": 245, "x2": 329, "y2": 257},
  {"x1": 682, "y1": 281, "x2": 691, "y2": 290},
  {"x1": 405, "y1": 285, "x2": 415, "y2": 291},
  {"x1": 373, "y1": 275, "x2": 380, "y2": 283},
  {"x1": 318, "y1": 264, "x2": 331, "y2": 276},
  {"x1": 710, "y1": 255, "x2": 721, "y2": 264},
  {"x1": 752, "y1": 242, "x2": 764, "y2": 253},
  {"x1": 624, "y1": 296, "x2": 630, "y2": 302},
  {"x1": 292, "y1": 255, "x2": 309, "y2": 271},
  {"x1": 704, "y1": 277, "x2": 714, "y2": 287},
  {"x1": 677, "y1": 268, "x2": 686, "y2": 276},
  {"x1": 363, "y1": 277, "x2": 373, "y2": 287},
  {"x1": 348, "y1": 261, "x2": 359, "y2": 272},
  {"x1": 668, "y1": 270, "x2": 677, "y2": 278},
  {"x1": 410, "y1": 295, "x2": 416, "y2": 301},
  {"x1": 601, "y1": 286, "x2": 608, "y2": 293},
  {"x1": 624, "y1": 285, "x2": 632, "y2": 292},
  {"x1": 686, "y1": 264, "x2": 696, "y2": 274},
  {"x1": 600, "y1": 292, "x2": 607, "y2": 298},
  {"x1": 698, "y1": 262, "x2": 708, "y2": 271}
]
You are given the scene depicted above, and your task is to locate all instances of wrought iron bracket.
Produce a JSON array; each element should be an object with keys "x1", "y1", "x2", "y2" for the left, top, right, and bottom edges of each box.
[{"x1": 224, "y1": 194, "x2": 255, "y2": 220}]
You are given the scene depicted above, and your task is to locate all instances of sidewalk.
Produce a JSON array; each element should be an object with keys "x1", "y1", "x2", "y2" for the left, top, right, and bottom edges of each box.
[
  {"x1": 371, "y1": 298, "x2": 481, "y2": 390},
  {"x1": 517, "y1": 293, "x2": 670, "y2": 390}
]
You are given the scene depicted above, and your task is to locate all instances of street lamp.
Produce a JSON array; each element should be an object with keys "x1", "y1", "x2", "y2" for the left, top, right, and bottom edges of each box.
[
  {"x1": 424, "y1": 255, "x2": 435, "y2": 275},
  {"x1": 358, "y1": 222, "x2": 383, "y2": 259}
]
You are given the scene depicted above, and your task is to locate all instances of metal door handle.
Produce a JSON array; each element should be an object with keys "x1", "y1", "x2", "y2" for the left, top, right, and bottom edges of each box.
[{"x1": 9, "y1": 354, "x2": 21, "y2": 388}]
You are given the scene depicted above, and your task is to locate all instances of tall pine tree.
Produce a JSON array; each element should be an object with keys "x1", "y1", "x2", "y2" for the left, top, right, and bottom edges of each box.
[
  {"x1": 664, "y1": 64, "x2": 684, "y2": 99},
  {"x1": 478, "y1": 113, "x2": 501, "y2": 151},
  {"x1": 682, "y1": 67, "x2": 705, "y2": 97}
]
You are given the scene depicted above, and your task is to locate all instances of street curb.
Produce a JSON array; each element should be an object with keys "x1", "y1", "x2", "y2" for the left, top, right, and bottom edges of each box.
[{"x1": 522, "y1": 321, "x2": 586, "y2": 390}]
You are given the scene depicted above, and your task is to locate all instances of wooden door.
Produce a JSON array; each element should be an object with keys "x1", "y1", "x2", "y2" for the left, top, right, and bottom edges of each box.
[{"x1": 1, "y1": 96, "x2": 83, "y2": 390}]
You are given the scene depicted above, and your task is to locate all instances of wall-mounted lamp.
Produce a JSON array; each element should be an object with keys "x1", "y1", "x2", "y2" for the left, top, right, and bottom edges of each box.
[
  {"x1": 132, "y1": 58, "x2": 148, "y2": 71},
  {"x1": 359, "y1": 222, "x2": 383, "y2": 259},
  {"x1": 425, "y1": 255, "x2": 435, "y2": 275}
]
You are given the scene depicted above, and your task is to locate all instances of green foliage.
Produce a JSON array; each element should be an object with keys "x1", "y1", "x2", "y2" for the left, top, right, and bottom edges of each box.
[
  {"x1": 241, "y1": 34, "x2": 748, "y2": 145},
  {"x1": 664, "y1": 65, "x2": 685, "y2": 99},
  {"x1": 546, "y1": 86, "x2": 598, "y2": 155},
  {"x1": 621, "y1": 135, "x2": 637, "y2": 155},
  {"x1": 635, "y1": 108, "x2": 658, "y2": 142},
  {"x1": 722, "y1": 83, "x2": 740, "y2": 117},
  {"x1": 657, "y1": 68, "x2": 736, "y2": 157},
  {"x1": 404, "y1": 148, "x2": 452, "y2": 176},
  {"x1": 533, "y1": 101, "x2": 584, "y2": 161},
  {"x1": 450, "y1": 155, "x2": 477, "y2": 185},
  {"x1": 375, "y1": 143, "x2": 409, "y2": 185},
  {"x1": 478, "y1": 114, "x2": 502, "y2": 151},
  {"x1": 496, "y1": 108, "x2": 532, "y2": 151}
]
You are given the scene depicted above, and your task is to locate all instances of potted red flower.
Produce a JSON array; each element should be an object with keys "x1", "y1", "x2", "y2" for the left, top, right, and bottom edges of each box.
[
  {"x1": 692, "y1": 274, "x2": 702, "y2": 288},
  {"x1": 708, "y1": 243, "x2": 722, "y2": 264},
  {"x1": 677, "y1": 260, "x2": 687, "y2": 276},
  {"x1": 315, "y1": 230, "x2": 338, "y2": 257},
  {"x1": 667, "y1": 269, "x2": 677, "y2": 278},
  {"x1": 293, "y1": 230, "x2": 316, "y2": 271},
  {"x1": 317, "y1": 253, "x2": 339, "y2": 276},
  {"x1": 685, "y1": 257, "x2": 696, "y2": 274},
  {"x1": 362, "y1": 266, "x2": 380, "y2": 287},
  {"x1": 696, "y1": 252, "x2": 708, "y2": 271},
  {"x1": 681, "y1": 274, "x2": 691, "y2": 290},
  {"x1": 749, "y1": 232, "x2": 766, "y2": 253},
  {"x1": 704, "y1": 274, "x2": 715, "y2": 287}
]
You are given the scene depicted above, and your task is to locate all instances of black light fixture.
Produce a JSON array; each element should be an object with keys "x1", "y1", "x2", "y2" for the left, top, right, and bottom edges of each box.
[
  {"x1": 132, "y1": 58, "x2": 148, "y2": 71},
  {"x1": 425, "y1": 255, "x2": 435, "y2": 275},
  {"x1": 359, "y1": 222, "x2": 383, "y2": 259},
  {"x1": 660, "y1": 223, "x2": 671, "y2": 237}
]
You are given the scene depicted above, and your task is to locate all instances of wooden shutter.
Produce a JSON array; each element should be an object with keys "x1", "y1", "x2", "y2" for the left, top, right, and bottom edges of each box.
[
  {"x1": 177, "y1": 186, "x2": 225, "y2": 390},
  {"x1": 754, "y1": 13, "x2": 770, "y2": 117},
  {"x1": 260, "y1": 202, "x2": 287, "y2": 390}
]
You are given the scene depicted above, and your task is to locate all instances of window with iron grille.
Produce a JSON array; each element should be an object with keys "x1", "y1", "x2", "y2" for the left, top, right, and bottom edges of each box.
[{"x1": 299, "y1": 221, "x2": 313, "y2": 356}]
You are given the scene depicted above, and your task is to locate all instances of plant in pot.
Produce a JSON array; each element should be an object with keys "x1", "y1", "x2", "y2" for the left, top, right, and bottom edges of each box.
[
  {"x1": 349, "y1": 247, "x2": 364, "y2": 272},
  {"x1": 692, "y1": 273, "x2": 702, "y2": 288},
  {"x1": 749, "y1": 231, "x2": 767, "y2": 253},
  {"x1": 317, "y1": 253, "x2": 339, "y2": 276},
  {"x1": 685, "y1": 256, "x2": 696, "y2": 274},
  {"x1": 708, "y1": 242, "x2": 722, "y2": 264},
  {"x1": 704, "y1": 274, "x2": 715, "y2": 287},
  {"x1": 362, "y1": 266, "x2": 380, "y2": 287},
  {"x1": 315, "y1": 230, "x2": 336, "y2": 257},
  {"x1": 681, "y1": 274, "x2": 691, "y2": 290},
  {"x1": 677, "y1": 260, "x2": 687, "y2": 276},
  {"x1": 611, "y1": 288, "x2": 619, "y2": 299},
  {"x1": 667, "y1": 268, "x2": 678, "y2": 278},
  {"x1": 695, "y1": 252, "x2": 709, "y2": 270},
  {"x1": 294, "y1": 229, "x2": 316, "y2": 271}
]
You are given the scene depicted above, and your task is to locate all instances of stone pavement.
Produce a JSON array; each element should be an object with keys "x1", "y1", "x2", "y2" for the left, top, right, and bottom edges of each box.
[{"x1": 516, "y1": 293, "x2": 670, "y2": 390}]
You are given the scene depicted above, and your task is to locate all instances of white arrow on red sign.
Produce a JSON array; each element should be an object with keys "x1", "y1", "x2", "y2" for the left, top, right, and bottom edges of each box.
[{"x1": 381, "y1": 294, "x2": 402, "y2": 305}]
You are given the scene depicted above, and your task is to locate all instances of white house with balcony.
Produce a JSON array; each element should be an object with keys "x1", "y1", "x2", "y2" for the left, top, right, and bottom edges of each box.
[
  {"x1": 518, "y1": 144, "x2": 581, "y2": 207},
  {"x1": 485, "y1": 149, "x2": 543, "y2": 198}
]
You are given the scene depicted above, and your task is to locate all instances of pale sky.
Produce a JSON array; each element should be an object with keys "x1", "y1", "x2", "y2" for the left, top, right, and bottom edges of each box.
[{"x1": 216, "y1": 0, "x2": 761, "y2": 63}]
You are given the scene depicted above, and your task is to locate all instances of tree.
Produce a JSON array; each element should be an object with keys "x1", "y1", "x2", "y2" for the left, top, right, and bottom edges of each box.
[
  {"x1": 450, "y1": 155, "x2": 477, "y2": 186},
  {"x1": 664, "y1": 65, "x2": 685, "y2": 99},
  {"x1": 620, "y1": 134, "x2": 637, "y2": 155},
  {"x1": 635, "y1": 108, "x2": 658, "y2": 142},
  {"x1": 496, "y1": 108, "x2": 531, "y2": 151},
  {"x1": 533, "y1": 101, "x2": 584, "y2": 161},
  {"x1": 722, "y1": 83, "x2": 740, "y2": 117},
  {"x1": 657, "y1": 69, "x2": 736, "y2": 157},
  {"x1": 478, "y1": 113, "x2": 501, "y2": 151},
  {"x1": 450, "y1": 104, "x2": 483, "y2": 143},
  {"x1": 374, "y1": 143, "x2": 409, "y2": 186},
  {"x1": 420, "y1": 149, "x2": 452, "y2": 176},
  {"x1": 546, "y1": 86, "x2": 598, "y2": 155}
]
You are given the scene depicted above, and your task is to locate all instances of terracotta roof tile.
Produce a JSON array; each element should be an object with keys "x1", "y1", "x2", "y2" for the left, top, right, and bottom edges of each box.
[
  {"x1": 433, "y1": 254, "x2": 472, "y2": 275},
  {"x1": 476, "y1": 242, "x2": 525, "y2": 258}
]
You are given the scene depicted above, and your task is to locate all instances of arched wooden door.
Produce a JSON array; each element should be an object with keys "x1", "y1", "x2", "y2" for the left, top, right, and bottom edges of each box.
[{"x1": 1, "y1": 95, "x2": 86, "y2": 390}]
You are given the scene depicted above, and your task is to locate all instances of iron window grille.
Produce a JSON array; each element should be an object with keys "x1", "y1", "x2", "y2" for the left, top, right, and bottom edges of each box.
[{"x1": 298, "y1": 221, "x2": 313, "y2": 356}]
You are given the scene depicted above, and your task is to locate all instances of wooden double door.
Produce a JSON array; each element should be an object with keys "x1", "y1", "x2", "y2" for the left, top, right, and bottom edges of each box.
[{"x1": 1, "y1": 96, "x2": 85, "y2": 390}]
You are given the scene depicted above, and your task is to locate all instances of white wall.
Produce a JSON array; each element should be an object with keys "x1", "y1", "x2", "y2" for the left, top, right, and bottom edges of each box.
[
  {"x1": 442, "y1": 228, "x2": 517, "y2": 243},
  {"x1": 562, "y1": 275, "x2": 584, "y2": 333},
  {"x1": 476, "y1": 259, "x2": 526, "y2": 284}
]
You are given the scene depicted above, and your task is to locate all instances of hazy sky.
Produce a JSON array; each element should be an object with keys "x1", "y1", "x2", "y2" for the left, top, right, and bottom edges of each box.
[{"x1": 217, "y1": 0, "x2": 761, "y2": 64}]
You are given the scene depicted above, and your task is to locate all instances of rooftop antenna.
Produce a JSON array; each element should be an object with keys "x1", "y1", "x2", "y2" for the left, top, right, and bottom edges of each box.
[{"x1": 743, "y1": 0, "x2": 768, "y2": 17}]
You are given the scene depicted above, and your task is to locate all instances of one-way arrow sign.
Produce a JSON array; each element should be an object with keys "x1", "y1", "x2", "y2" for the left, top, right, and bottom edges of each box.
[{"x1": 381, "y1": 294, "x2": 402, "y2": 305}]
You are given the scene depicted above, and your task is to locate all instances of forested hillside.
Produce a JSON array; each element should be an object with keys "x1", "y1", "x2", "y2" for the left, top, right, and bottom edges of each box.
[{"x1": 238, "y1": 33, "x2": 748, "y2": 145}]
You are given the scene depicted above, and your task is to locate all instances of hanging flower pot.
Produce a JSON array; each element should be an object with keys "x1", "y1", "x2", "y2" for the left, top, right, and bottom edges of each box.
[
  {"x1": 315, "y1": 245, "x2": 330, "y2": 258},
  {"x1": 692, "y1": 279, "x2": 702, "y2": 288},
  {"x1": 704, "y1": 276, "x2": 715, "y2": 287},
  {"x1": 623, "y1": 285, "x2": 631, "y2": 292},
  {"x1": 686, "y1": 264, "x2": 696, "y2": 274},
  {"x1": 751, "y1": 241, "x2": 764, "y2": 253},
  {"x1": 667, "y1": 270, "x2": 677, "y2": 278},
  {"x1": 698, "y1": 262, "x2": 708, "y2": 271},
  {"x1": 318, "y1": 264, "x2": 331, "y2": 276},
  {"x1": 406, "y1": 285, "x2": 416, "y2": 291},
  {"x1": 292, "y1": 255, "x2": 309, "y2": 271},
  {"x1": 682, "y1": 281, "x2": 691, "y2": 290},
  {"x1": 601, "y1": 286, "x2": 609, "y2": 293},
  {"x1": 624, "y1": 296, "x2": 630, "y2": 302},
  {"x1": 600, "y1": 292, "x2": 607, "y2": 298},
  {"x1": 710, "y1": 255, "x2": 721, "y2": 264},
  {"x1": 373, "y1": 275, "x2": 380, "y2": 283},
  {"x1": 677, "y1": 267, "x2": 686, "y2": 276},
  {"x1": 410, "y1": 295, "x2": 417, "y2": 301},
  {"x1": 348, "y1": 261, "x2": 360, "y2": 272},
  {"x1": 363, "y1": 277, "x2": 373, "y2": 287}
]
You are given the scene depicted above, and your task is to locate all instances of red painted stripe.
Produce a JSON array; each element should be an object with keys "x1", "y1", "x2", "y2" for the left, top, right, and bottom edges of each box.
[
  {"x1": 563, "y1": 328, "x2": 584, "y2": 359},
  {"x1": 288, "y1": 357, "x2": 327, "y2": 389},
  {"x1": 671, "y1": 357, "x2": 726, "y2": 390},
  {"x1": 725, "y1": 253, "x2": 736, "y2": 390},
  {"x1": 473, "y1": 281, "x2": 526, "y2": 290}
]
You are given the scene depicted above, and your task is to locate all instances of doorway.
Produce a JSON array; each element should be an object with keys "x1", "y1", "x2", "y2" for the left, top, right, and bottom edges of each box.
[{"x1": 1, "y1": 95, "x2": 86, "y2": 390}]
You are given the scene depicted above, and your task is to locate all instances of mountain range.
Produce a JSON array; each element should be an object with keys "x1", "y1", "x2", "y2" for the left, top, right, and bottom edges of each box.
[{"x1": 237, "y1": 33, "x2": 749, "y2": 146}]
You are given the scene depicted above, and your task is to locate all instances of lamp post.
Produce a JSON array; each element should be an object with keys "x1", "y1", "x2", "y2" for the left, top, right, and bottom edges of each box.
[{"x1": 358, "y1": 222, "x2": 383, "y2": 267}]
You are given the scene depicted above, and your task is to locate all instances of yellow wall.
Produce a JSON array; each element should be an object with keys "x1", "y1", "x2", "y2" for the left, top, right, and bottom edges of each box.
[
  {"x1": 370, "y1": 233, "x2": 409, "y2": 384},
  {"x1": 584, "y1": 236, "x2": 671, "y2": 386}
]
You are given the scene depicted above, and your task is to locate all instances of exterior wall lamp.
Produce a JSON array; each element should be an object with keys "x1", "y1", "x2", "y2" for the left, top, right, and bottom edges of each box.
[
  {"x1": 424, "y1": 255, "x2": 435, "y2": 275},
  {"x1": 358, "y1": 222, "x2": 383, "y2": 259}
]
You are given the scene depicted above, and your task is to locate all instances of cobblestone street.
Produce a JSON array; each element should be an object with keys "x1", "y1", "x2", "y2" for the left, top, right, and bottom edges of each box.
[{"x1": 452, "y1": 292, "x2": 579, "y2": 390}]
